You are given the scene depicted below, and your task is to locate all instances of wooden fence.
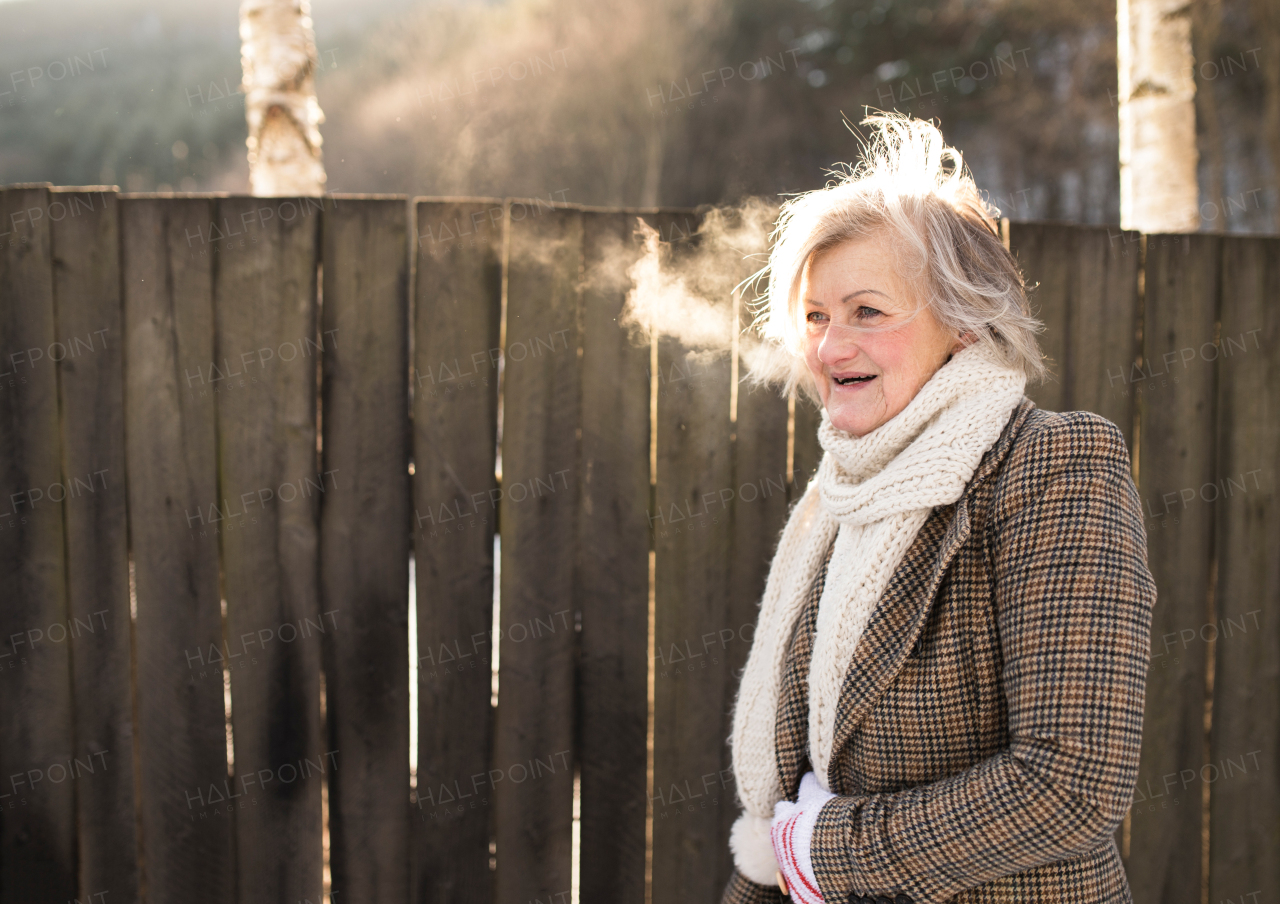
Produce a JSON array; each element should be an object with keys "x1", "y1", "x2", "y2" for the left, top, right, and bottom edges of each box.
[{"x1": 0, "y1": 185, "x2": 1275, "y2": 904}]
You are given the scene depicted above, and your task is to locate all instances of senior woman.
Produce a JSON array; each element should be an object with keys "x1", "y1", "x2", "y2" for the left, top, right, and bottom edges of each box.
[{"x1": 722, "y1": 114, "x2": 1157, "y2": 904}]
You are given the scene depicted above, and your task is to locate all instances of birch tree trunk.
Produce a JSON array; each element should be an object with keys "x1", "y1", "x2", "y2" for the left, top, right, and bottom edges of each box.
[
  {"x1": 1117, "y1": 0, "x2": 1199, "y2": 231},
  {"x1": 240, "y1": 0, "x2": 326, "y2": 196}
]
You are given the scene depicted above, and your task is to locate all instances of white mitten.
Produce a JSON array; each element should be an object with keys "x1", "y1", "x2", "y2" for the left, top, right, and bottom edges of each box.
[
  {"x1": 770, "y1": 771, "x2": 835, "y2": 902},
  {"x1": 729, "y1": 810, "x2": 779, "y2": 885}
]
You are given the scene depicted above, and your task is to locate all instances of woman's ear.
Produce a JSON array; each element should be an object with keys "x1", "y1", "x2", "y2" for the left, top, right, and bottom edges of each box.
[{"x1": 950, "y1": 330, "x2": 977, "y2": 355}]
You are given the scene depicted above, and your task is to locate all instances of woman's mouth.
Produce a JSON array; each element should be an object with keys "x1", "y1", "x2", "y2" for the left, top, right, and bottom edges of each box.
[{"x1": 833, "y1": 374, "x2": 876, "y2": 386}]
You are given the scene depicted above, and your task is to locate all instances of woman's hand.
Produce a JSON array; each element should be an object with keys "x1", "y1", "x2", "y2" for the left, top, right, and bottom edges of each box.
[{"x1": 770, "y1": 771, "x2": 835, "y2": 902}]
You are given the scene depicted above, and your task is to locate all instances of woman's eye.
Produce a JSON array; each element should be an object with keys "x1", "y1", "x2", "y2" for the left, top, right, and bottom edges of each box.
[
  {"x1": 806, "y1": 310, "x2": 828, "y2": 323},
  {"x1": 855, "y1": 306, "x2": 882, "y2": 320}
]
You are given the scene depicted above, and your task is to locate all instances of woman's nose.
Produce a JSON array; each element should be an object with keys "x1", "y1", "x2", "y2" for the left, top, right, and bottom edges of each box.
[{"x1": 817, "y1": 320, "x2": 859, "y2": 367}]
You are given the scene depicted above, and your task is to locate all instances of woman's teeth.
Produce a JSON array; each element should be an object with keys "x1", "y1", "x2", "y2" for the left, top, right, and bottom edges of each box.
[{"x1": 835, "y1": 375, "x2": 874, "y2": 385}]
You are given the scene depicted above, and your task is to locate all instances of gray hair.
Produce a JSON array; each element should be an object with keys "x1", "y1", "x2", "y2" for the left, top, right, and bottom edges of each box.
[{"x1": 744, "y1": 113, "x2": 1048, "y2": 404}]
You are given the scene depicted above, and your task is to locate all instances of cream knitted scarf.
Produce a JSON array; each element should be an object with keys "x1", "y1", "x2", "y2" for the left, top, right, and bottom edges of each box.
[{"x1": 727, "y1": 341, "x2": 1026, "y2": 885}]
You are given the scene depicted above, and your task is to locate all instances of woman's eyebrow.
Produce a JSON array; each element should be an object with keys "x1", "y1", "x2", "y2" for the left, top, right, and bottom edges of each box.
[
  {"x1": 840, "y1": 288, "x2": 890, "y2": 303},
  {"x1": 805, "y1": 288, "x2": 890, "y2": 307}
]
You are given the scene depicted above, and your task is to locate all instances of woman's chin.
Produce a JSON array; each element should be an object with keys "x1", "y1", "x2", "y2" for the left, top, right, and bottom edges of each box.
[{"x1": 825, "y1": 401, "x2": 881, "y2": 437}]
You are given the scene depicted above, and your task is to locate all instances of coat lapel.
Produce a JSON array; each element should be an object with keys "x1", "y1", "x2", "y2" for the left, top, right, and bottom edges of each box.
[{"x1": 824, "y1": 396, "x2": 1037, "y2": 788}]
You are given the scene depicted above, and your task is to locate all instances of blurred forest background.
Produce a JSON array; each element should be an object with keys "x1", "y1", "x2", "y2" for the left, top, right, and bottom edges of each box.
[{"x1": 0, "y1": 0, "x2": 1276, "y2": 230}]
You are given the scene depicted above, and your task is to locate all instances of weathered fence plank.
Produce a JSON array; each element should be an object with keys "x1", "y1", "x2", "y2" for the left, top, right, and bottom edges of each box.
[
  {"x1": 49, "y1": 187, "x2": 139, "y2": 903},
  {"x1": 0, "y1": 185, "x2": 76, "y2": 903},
  {"x1": 577, "y1": 210, "x2": 651, "y2": 904},
  {"x1": 213, "y1": 196, "x2": 325, "y2": 904},
  {"x1": 319, "y1": 197, "x2": 411, "y2": 904},
  {"x1": 411, "y1": 198, "x2": 504, "y2": 904},
  {"x1": 1128, "y1": 233, "x2": 1221, "y2": 904},
  {"x1": 494, "y1": 202, "x2": 582, "y2": 904},
  {"x1": 652, "y1": 336, "x2": 734, "y2": 904},
  {"x1": 1064, "y1": 226, "x2": 1141, "y2": 444},
  {"x1": 651, "y1": 208, "x2": 736, "y2": 904},
  {"x1": 1008, "y1": 221, "x2": 1072, "y2": 413},
  {"x1": 1208, "y1": 235, "x2": 1279, "y2": 904},
  {"x1": 1008, "y1": 223, "x2": 1141, "y2": 443},
  {"x1": 120, "y1": 196, "x2": 233, "y2": 904}
]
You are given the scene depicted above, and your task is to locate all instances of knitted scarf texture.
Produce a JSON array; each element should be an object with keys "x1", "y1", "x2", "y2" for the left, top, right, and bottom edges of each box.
[{"x1": 727, "y1": 341, "x2": 1027, "y2": 885}]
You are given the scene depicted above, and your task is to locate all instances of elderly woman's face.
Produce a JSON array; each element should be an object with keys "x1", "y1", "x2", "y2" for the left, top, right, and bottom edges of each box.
[{"x1": 800, "y1": 232, "x2": 965, "y2": 437}]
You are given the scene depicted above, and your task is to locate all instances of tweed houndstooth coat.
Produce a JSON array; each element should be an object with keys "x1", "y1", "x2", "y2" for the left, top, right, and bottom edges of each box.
[{"x1": 720, "y1": 397, "x2": 1157, "y2": 904}]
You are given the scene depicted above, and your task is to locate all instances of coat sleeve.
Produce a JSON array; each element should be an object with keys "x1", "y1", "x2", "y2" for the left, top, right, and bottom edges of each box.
[
  {"x1": 719, "y1": 867, "x2": 786, "y2": 904},
  {"x1": 807, "y1": 412, "x2": 1157, "y2": 904}
]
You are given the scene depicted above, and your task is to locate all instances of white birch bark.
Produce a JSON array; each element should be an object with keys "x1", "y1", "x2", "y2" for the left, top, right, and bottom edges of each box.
[
  {"x1": 1117, "y1": 0, "x2": 1199, "y2": 231},
  {"x1": 240, "y1": 0, "x2": 326, "y2": 196}
]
